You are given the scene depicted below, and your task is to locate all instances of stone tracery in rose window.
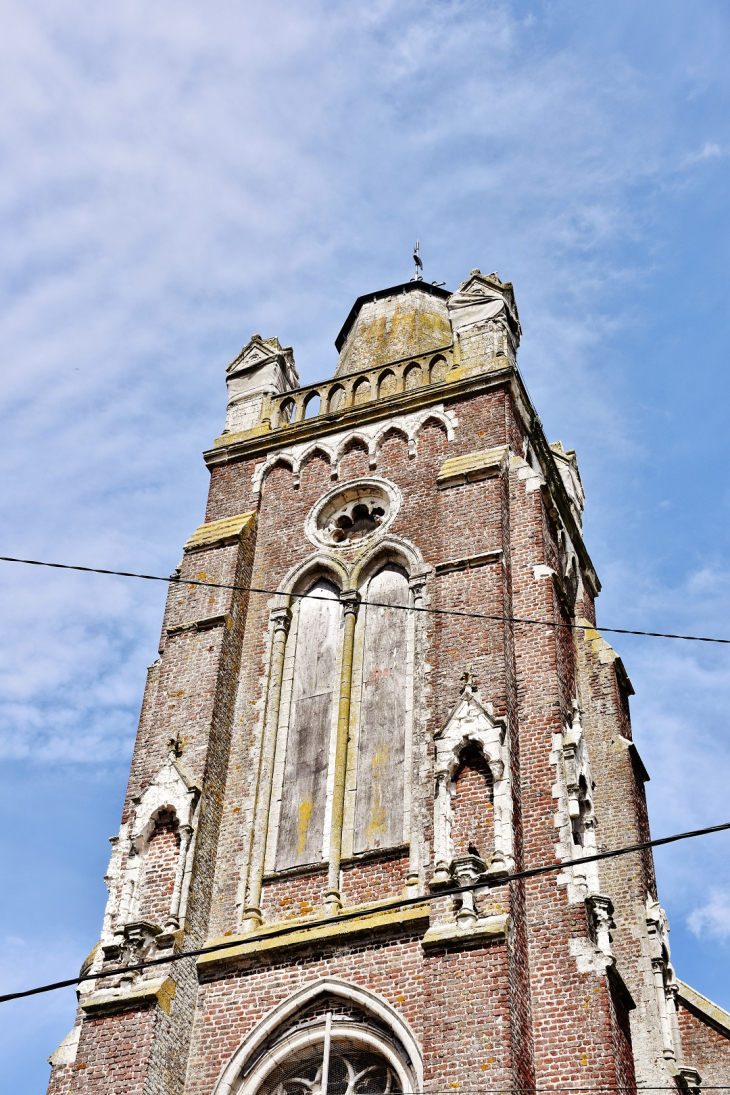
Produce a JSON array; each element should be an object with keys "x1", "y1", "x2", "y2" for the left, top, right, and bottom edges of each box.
[
  {"x1": 305, "y1": 479, "x2": 400, "y2": 550},
  {"x1": 329, "y1": 501, "x2": 386, "y2": 543}
]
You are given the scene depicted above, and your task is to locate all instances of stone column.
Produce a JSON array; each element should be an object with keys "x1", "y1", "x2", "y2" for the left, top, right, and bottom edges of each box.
[
  {"x1": 432, "y1": 771, "x2": 453, "y2": 887},
  {"x1": 652, "y1": 957, "x2": 676, "y2": 1062},
  {"x1": 406, "y1": 574, "x2": 427, "y2": 895},
  {"x1": 242, "y1": 605, "x2": 292, "y2": 929},
  {"x1": 163, "y1": 822, "x2": 194, "y2": 936},
  {"x1": 325, "y1": 590, "x2": 360, "y2": 915}
]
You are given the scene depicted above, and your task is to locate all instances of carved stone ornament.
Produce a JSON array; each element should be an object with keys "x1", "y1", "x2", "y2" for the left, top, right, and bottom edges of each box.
[
  {"x1": 305, "y1": 478, "x2": 401, "y2": 550},
  {"x1": 554, "y1": 706, "x2": 599, "y2": 903},
  {"x1": 431, "y1": 683, "x2": 513, "y2": 886}
]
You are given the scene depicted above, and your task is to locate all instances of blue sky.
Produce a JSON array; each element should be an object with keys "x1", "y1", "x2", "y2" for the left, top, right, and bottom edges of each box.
[{"x1": 1, "y1": 0, "x2": 730, "y2": 1089}]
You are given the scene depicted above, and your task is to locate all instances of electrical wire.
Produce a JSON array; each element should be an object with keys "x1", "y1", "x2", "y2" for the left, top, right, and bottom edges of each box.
[
  {"x1": 1, "y1": 555, "x2": 729, "y2": 645},
  {"x1": 1, "y1": 820, "x2": 728, "y2": 1006}
]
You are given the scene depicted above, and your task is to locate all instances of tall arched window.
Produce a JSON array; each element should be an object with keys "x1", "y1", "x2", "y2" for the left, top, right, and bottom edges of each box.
[
  {"x1": 276, "y1": 579, "x2": 340, "y2": 870},
  {"x1": 354, "y1": 565, "x2": 409, "y2": 853},
  {"x1": 251, "y1": 551, "x2": 420, "y2": 918}
]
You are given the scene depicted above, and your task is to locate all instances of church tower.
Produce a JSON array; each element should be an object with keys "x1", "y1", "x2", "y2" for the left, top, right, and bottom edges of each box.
[{"x1": 47, "y1": 270, "x2": 730, "y2": 1095}]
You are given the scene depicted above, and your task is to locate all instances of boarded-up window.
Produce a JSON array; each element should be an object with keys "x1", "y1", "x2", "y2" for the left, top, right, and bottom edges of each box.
[
  {"x1": 354, "y1": 566, "x2": 409, "y2": 852},
  {"x1": 277, "y1": 579, "x2": 340, "y2": 869}
]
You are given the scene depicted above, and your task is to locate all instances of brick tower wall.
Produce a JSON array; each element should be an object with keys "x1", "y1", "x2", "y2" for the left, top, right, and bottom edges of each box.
[{"x1": 46, "y1": 272, "x2": 729, "y2": 1095}]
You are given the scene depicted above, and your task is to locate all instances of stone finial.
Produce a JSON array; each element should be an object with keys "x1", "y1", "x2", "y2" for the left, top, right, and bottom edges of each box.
[
  {"x1": 460, "y1": 669, "x2": 478, "y2": 693},
  {"x1": 167, "y1": 734, "x2": 184, "y2": 758}
]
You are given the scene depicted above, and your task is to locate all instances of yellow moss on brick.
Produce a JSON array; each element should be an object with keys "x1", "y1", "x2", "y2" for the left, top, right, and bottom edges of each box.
[
  {"x1": 183, "y1": 511, "x2": 256, "y2": 553},
  {"x1": 437, "y1": 446, "x2": 510, "y2": 487},
  {"x1": 197, "y1": 901, "x2": 430, "y2": 967}
]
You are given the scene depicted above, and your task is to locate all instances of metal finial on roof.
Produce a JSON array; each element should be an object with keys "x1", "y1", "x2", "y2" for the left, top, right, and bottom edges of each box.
[{"x1": 413, "y1": 240, "x2": 423, "y2": 281}]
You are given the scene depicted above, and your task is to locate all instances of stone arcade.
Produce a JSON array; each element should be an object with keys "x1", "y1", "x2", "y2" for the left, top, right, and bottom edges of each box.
[{"x1": 48, "y1": 271, "x2": 730, "y2": 1095}]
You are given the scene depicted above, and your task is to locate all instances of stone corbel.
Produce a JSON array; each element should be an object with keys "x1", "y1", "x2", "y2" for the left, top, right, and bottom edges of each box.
[
  {"x1": 676, "y1": 1068, "x2": 702, "y2": 1095},
  {"x1": 451, "y1": 855, "x2": 486, "y2": 928},
  {"x1": 585, "y1": 893, "x2": 615, "y2": 963}
]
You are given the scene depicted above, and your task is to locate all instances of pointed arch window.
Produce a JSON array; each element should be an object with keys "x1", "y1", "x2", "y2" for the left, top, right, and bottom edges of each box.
[
  {"x1": 353, "y1": 565, "x2": 410, "y2": 853},
  {"x1": 261, "y1": 561, "x2": 417, "y2": 888},
  {"x1": 213, "y1": 981, "x2": 422, "y2": 1095},
  {"x1": 276, "y1": 579, "x2": 340, "y2": 870},
  {"x1": 263, "y1": 1042, "x2": 402, "y2": 1095}
]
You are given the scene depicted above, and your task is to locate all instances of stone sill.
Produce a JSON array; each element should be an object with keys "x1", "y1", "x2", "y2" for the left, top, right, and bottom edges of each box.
[
  {"x1": 435, "y1": 550, "x2": 503, "y2": 576},
  {"x1": 262, "y1": 843, "x2": 410, "y2": 883},
  {"x1": 197, "y1": 902, "x2": 430, "y2": 969},
  {"x1": 166, "y1": 613, "x2": 232, "y2": 637},
  {"x1": 81, "y1": 976, "x2": 176, "y2": 1015},
  {"x1": 421, "y1": 913, "x2": 509, "y2": 950}
]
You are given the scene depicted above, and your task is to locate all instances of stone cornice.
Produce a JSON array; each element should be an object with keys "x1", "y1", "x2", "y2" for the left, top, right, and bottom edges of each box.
[
  {"x1": 677, "y1": 981, "x2": 730, "y2": 1040},
  {"x1": 81, "y1": 975, "x2": 176, "y2": 1015},
  {"x1": 434, "y1": 549, "x2": 503, "y2": 575},
  {"x1": 183, "y1": 511, "x2": 257, "y2": 553},
  {"x1": 166, "y1": 613, "x2": 233, "y2": 636},
  {"x1": 421, "y1": 912, "x2": 509, "y2": 949},
  {"x1": 437, "y1": 446, "x2": 510, "y2": 489}
]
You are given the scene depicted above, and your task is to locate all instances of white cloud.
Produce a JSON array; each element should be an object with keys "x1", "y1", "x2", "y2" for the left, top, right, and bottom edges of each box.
[
  {"x1": 0, "y1": 1, "x2": 726, "y2": 778},
  {"x1": 0, "y1": 0, "x2": 681, "y2": 761},
  {"x1": 682, "y1": 142, "x2": 724, "y2": 166},
  {"x1": 689, "y1": 891, "x2": 730, "y2": 942}
]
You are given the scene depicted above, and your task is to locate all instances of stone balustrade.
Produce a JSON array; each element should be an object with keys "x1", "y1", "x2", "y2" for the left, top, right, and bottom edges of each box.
[{"x1": 269, "y1": 345, "x2": 455, "y2": 431}]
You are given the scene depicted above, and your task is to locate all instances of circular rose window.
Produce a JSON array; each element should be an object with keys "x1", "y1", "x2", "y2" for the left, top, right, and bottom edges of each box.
[{"x1": 305, "y1": 479, "x2": 401, "y2": 549}]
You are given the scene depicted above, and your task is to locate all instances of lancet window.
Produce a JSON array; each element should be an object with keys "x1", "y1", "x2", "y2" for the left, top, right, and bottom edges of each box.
[
  {"x1": 353, "y1": 565, "x2": 410, "y2": 853},
  {"x1": 276, "y1": 579, "x2": 340, "y2": 870}
]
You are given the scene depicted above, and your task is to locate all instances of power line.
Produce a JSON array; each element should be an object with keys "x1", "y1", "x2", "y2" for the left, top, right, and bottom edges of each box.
[
  {"x1": 1, "y1": 554, "x2": 729, "y2": 645},
  {"x1": 1, "y1": 820, "x2": 728, "y2": 1006}
]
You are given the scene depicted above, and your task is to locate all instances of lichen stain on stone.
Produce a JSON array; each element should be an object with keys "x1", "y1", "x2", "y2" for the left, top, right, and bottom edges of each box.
[
  {"x1": 365, "y1": 743, "x2": 390, "y2": 846},
  {"x1": 297, "y1": 797, "x2": 313, "y2": 854},
  {"x1": 336, "y1": 290, "x2": 452, "y2": 376}
]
